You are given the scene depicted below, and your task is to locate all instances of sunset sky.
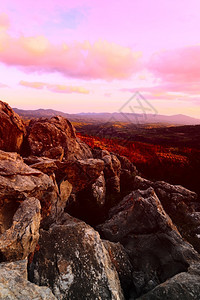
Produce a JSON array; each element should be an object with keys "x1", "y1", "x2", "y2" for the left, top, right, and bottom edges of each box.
[{"x1": 0, "y1": 0, "x2": 200, "y2": 117}]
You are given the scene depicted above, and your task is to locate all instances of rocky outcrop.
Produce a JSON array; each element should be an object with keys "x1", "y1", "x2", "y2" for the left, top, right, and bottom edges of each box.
[
  {"x1": 116, "y1": 154, "x2": 137, "y2": 194},
  {"x1": 0, "y1": 197, "x2": 41, "y2": 262},
  {"x1": 103, "y1": 240, "x2": 134, "y2": 298},
  {"x1": 138, "y1": 263, "x2": 200, "y2": 300},
  {"x1": 91, "y1": 171, "x2": 106, "y2": 206},
  {"x1": 0, "y1": 150, "x2": 60, "y2": 225},
  {"x1": 0, "y1": 259, "x2": 56, "y2": 299},
  {"x1": 56, "y1": 158, "x2": 105, "y2": 192},
  {"x1": 93, "y1": 149, "x2": 121, "y2": 194},
  {"x1": 98, "y1": 188, "x2": 200, "y2": 297},
  {"x1": 27, "y1": 116, "x2": 92, "y2": 160},
  {"x1": 29, "y1": 214, "x2": 124, "y2": 300},
  {"x1": 0, "y1": 100, "x2": 26, "y2": 153},
  {"x1": 133, "y1": 176, "x2": 200, "y2": 252}
]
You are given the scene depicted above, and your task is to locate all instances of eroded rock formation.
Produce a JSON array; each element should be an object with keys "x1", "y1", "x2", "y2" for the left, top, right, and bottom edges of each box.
[
  {"x1": 0, "y1": 102, "x2": 200, "y2": 299},
  {"x1": 0, "y1": 259, "x2": 56, "y2": 299},
  {"x1": 27, "y1": 116, "x2": 92, "y2": 160},
  {"x1": 29, "y1": 214, "x2": 124, "y2": 300},
  {"x1": 0, "y1": 101, "x2": 26, "y2": 153}
]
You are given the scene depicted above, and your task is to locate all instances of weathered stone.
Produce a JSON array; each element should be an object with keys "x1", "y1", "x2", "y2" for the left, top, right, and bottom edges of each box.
[
  {"x1": 27, "y1": 116, "x2": 92, "y2": 160},
  {"x1": 0, "y1": 197, "x2": 41, "y2": 262},
  {"x1": 0, "y1": 150, "x2": 60, "y2": 224},
  {"x1": 56, "y1": 158, "x2": 105, "y2": 192},
  {"x1": 91, "y1": 172, "x2": 106, "y2": 206},
  {"x1": 103, "y1": 240, "x2": 134, "y2": 299},
  {"x1": 30, "y1": 159, "x2": 58, "y2": 176},
  {"x1": 29, "y1": 214, "x2": 124, "y2": 300},
  {"x1": 0, "y1": 100, "x2": 26, "y2": 153},
  {"x1": 115, "y1": 155, "x2": 137, "y2": 174},
  {"x1": 0, "y1": 259, "x2": 56, "y2": 299},
  {"x1": 43, "y1": 146, "x2": 64, "y2": 161},
  {"x1": 98, "y1": 188, "x2": 200, "y2": 297},
  {"x1": 133, "y1": 176, "x2": 200, "y2": 252},
  {"x1": 59, "y1": 180, "x2": 73, "y2": 205},
  {"x1": 138, "y1": 264, "x2": 200, "y2": 300}
]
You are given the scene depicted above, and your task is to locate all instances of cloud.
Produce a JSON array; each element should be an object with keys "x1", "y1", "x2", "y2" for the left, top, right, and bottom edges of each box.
[
  {"x1": 0, "y1": 82, "x2": 8, "y2": 88},
  {"x1": 19, "y1": 80, "x2": 90, "y2": 94},
  {"x1": 0, "y1": 13, "x2": 9, "y2": 30},
  {"x1": 104, "y1": 92, "x2": 111, "y2": 97},
  {"x1": 148, "y1": 45, "x2": 200, "y2": 83},
  {"x1": 0, "y1": 29, "x2": 142, "y2": 80}
]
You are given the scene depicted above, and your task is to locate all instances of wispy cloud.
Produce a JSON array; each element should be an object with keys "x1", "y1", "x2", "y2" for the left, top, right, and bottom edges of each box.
[
  {"x1": 0, "y1": 13, "x2": 10, "y2": 30},
  {"x1": 148, "y1": 45, "x2": 200, "y2": 83},
  {"x1": 19, "y1": 80, "x2": 90, "y2": 94},
  {"x1": 0, "y1": 82, "x2": 8, "y2": 88}
]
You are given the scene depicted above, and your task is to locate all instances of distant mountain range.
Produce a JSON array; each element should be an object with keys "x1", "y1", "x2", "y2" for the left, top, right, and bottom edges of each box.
[{"x1": 13, "y1": 108, "x2": 200, "y2": 125}]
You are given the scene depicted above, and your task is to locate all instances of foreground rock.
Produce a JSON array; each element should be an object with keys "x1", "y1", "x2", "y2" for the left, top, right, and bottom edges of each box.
[
  {"x1": 27, "y1": 116, "x2": 92, "y2": 160},
  {"x1": 0, "y1": 197, "x2": 41, "y2": 262},
  {"x1": 98, "y1": 188, "x2": 200, "y2": 297},
  {"x1": 0, "y1": 100, "x2": 26, "y2": 153},
  {"x1": 103, "y1": 240, "x2": 134, "y2": 299},
  {"x1": 0, "y1": 259, "x2": 56, "y2": 299},
  {"x1": 29, "y1": 214, "x2": 124, "y2": 300},
  {"x1": 133, "y1": 176, "x2": 200, "y2": 252},
  {"x1": 56, "y1": 158, "x2": 105, "y2": 192},
  {"x1": 93, "y1": 149, "x2": 121, "y2": 195},
  {"x1": 138, "y1": 263, "x2": 200, "y2": 300},
  {"x1": 0, "y1": 150, "x2": 60, "y2": 225}
]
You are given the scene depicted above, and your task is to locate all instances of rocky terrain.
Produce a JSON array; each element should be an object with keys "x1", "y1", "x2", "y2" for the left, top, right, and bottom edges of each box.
[{"x1": 0, "y1": 99, "x2": 200, "y2": 299}]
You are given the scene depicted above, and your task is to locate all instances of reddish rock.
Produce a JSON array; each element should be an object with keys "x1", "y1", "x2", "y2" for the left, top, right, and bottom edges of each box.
[
  {"x1": 56, "y1": 158, "x2": 105, "y2": 192},
  {"x1": 0, "y1": 150, "x2": 60, "y2": 225},
  {"x1": 27, "y1": 116, "x2": 92, "y2": 160},
  {"x1": 0, "y1": 100, "x2": 26, "y2": 153}
]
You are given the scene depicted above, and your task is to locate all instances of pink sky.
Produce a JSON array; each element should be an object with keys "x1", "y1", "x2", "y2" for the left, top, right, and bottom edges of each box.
[{"x1": 0, "y1": 0, "x2": 200, "y2": 117}]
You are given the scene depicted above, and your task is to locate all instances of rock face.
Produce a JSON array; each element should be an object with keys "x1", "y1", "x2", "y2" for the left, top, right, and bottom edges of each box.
[
  {"x1": 0, "y1": 197, "x2": 41, "y2": 262},
  {"x1": 0, "y1": 150, "x2": 60, "y2": 225},
  {"x1": 0, "y1": 259, "x2": 56, "y2": 299},
  {"x1": 29, "y1": 214, "x2": 124, "y2": 300},
  {"x1": 103, "y1": 240, "x2": 134, "y2": 299},
  {"x1": 56, "y1": 158, "x2": 105, "y2": 192},
  {"x1": 27, "y1": 116, "x2": 92, "y2": 160},
  {"x1": 91, "y1": 172, "x2": 106, "y2": 206},
  {"x1": 133, "y1": 176, "x2": 200, "y2": 252},
  {"x1": 0, "y1": 100, "x2": 26, "y2": 153},
  {"x1": 93, "y1": 149, "x2": 121, "y2": 195},
  {"x1": 98, "y1": 188, "x2": 200, "y2": 297},
  {"x1": 138, "y1": 264, "x2": 200, "y2": 300}
]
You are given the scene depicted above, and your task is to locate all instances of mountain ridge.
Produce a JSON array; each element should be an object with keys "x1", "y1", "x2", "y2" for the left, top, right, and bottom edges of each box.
[{"x1": 13, "y1": 107, "x2": 200, "y2": 125}]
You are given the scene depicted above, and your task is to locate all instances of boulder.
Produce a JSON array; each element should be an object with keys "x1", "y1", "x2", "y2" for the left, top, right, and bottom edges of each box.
[
  {"x1": 115, "y1": 154, "x2": 137, "y2": 173},
  {"x1": 56, "y1": 158, "x2": 105, "y2": 192},
  {"x1": 98, "y1": 188, "x2": 200, "y2": 297},
  {"x1": 0, "y1": 150, "x2": 60, "y2": 225},
  {"x1": 29, "y1": 214, "x2": 124, "y2": 300},
  {"x1": 0, "y1": 100, "x2": 26, "y2": 153},
  {"x1": 103, "y1": 240, "x2": 134, "y2": 299},
  {"x1": 65, "y1": 171, "x2": 106, "y2": 226},
  {"x1": 0, "y1": 197, "x2": 41, "y2": 262},
  {"x1": 0, "y1": 259, "x2": 56, "y2": 299},
  {"x1": 27, "y1": 116, "x2": 92, "y2": 160},
  {"x1": 138, "y1": 264, "x2": 200, "y2": 300},
  {"x1": 133, "y1": 176, "x2": 200, "y2": 252},
  {"x1": 91, "y1": 171, "x2": 106, "y2": 206}
]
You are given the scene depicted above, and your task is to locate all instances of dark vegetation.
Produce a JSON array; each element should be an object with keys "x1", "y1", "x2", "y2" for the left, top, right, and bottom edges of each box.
[{"x1": 75, "y1": 122, "x2": 200, "y2": 195}]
